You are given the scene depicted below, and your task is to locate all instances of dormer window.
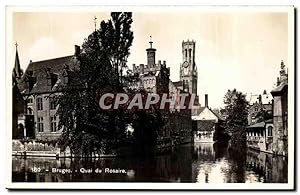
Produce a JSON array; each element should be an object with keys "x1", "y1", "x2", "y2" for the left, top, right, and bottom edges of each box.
[
  {"x1": 25, "y1": 71, "x2": 36, "y2": 92},
  {"x1": 46, "y1": 68, "x2": 58, "y2": 89}
]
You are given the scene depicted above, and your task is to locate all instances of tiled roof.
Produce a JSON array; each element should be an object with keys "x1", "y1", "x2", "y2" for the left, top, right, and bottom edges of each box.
[
  {"x1": 192, "y1": 107, "x2": 224, "y2": 121},
  {"x1": 19, "y1": 55, "x2": 78, "y2": 94},
  {"x1": 246, "y1": 121, "x2": 265, "y2": 129},
  {"x1": 211, "y1": 109, "x2": 225, "y2": 121}
]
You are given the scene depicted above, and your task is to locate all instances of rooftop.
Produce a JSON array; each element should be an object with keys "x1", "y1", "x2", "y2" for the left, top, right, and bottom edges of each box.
[{"x1": 19, "y1": 55, "x2": 78, "y2": 94}]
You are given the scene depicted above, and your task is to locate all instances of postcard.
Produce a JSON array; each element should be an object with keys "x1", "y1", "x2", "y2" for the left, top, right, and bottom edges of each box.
[{"x1": 6, "y1": 6, "x2": 295, "y2": 190}]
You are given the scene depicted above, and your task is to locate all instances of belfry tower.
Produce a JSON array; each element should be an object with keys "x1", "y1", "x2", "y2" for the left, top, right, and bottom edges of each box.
[{"x1": 180, "y1": 40, "x2": 198, "y2": 95}]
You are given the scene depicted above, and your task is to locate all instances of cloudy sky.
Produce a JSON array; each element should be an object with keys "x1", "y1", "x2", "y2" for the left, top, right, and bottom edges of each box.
[{"x1": 12, "y1": 8, "x2": 289, "y2": 108}]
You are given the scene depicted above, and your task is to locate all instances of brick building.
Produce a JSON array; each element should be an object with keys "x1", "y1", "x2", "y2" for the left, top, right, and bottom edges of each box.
[
  {"x1": 14, "y1": 45, "x2": 80, "y2": 141},
  {"x1": 132, "y1": 39, "x2": 170, "y2": 94},
  {"x1": 271, "y1": 60, "x2": 288, "y2": 156},
  {"x1": 14, "y1": 39, "x2": 194, "y2": 145},
  {"x1": 192, "y1": 94, "x2": 225, "y2": 143},
  {"x1": 246, "y1": 60, "x2": 288, "y2": 157},
  {"x1": 247, "y1": 91, "x2": 273, "y2": 125},
  {"x1": 131, "y1": 39, "x2": 193, "y2": 146}
]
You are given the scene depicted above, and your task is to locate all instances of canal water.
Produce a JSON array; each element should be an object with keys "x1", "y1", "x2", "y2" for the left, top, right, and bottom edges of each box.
[{"x1": 12, "y1": 143, "x2": 288, "y2": 183}]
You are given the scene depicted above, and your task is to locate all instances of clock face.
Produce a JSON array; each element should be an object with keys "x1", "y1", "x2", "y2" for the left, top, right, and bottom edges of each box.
[{"x1": 183, "y1": 61, "x2": 189, "y2": 68}]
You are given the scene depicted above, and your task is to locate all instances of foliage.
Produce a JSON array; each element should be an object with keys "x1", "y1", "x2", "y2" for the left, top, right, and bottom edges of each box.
[
  {"x1": 56, "y1": 12, "x2": 134, "y2": 155},
  {"x1": 255, "y1": 109, "x2": 273, "y2": 123},
  {"x1": 57, "y1": 12, "x2": 163, "y2": 156},
  {"x1": 129, "y1": 90, "x2": 167, "y2": 156},
  {"x1": 222, "y1": 89, "x2": 248, "y2": 147}
]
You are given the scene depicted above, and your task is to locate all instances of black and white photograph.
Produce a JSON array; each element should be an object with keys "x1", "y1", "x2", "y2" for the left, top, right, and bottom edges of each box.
[{"x1": 6, "y1": 6, "x2": 295, "y2": 190}]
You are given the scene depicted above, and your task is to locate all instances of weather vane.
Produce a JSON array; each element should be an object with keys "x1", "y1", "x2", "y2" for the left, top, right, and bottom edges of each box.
[
  {"x1": 149, "y1": 35, "x2": 153, "y2": 48},
  {"x1": 15, "y1": 42, "x2": 18, "y2": 49}
]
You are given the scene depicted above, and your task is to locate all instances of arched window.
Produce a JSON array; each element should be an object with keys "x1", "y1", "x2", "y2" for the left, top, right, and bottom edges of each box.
[{"x1": 268, "y1": 126, "x2": 273, "y2": 136}]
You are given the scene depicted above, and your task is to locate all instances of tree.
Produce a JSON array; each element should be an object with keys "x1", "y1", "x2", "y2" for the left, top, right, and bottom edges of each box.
[
  {"x1": 56, "y1": 12, "x2": 134, "y2": 156},
  {"x1": 222, "y1": 89, "x2": 248, "y2": 147},
  {"x1": 128, "y1": 89, "x2": 167, "y2": 156}
]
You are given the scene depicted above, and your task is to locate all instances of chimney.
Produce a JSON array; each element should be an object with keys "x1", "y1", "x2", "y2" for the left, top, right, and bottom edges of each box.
[
  {"x1": 263, "y1": 89, "x2": 267, "y2": 95},
  {"x1": 205, "y1": 94, "x2": 208, "y2": 107},
  {"x1": 258, "y1": 94, "x2": 262, "y2": 104},
  {"x1": 74, "y1": 45, "x2": 80, "y2": 56}
]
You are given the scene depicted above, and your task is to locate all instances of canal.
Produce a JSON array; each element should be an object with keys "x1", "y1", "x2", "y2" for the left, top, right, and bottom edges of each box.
[{"x1": 12, "y1": 143, "x2": 288, "y2": 183}]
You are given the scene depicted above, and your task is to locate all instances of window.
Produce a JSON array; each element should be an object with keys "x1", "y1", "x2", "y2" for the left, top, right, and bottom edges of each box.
[
  {"x1": 27, "y1": 98, "x2": 33, "y2": 104},
  {"x1": 185, "y1": 49, "x2": 187, "y2": 58},
  {"x1": 50, "y1": 116, "x2": 57, "y2": 132},
  {"x1": 49, "y1": 97, "x2": 56, "y2": 110},
  {"x1": 37, "y1": 97, "x2": 43, "y2": 110},
  {"x1": 268, "y1": 126, "x2": 273, "y2": 136},
  {"x1": 37, "y1": 117, "x2": 44, "y2": 132},
  {"x1": 254, "y1": 107, "x2": 258, "y2": 111},
  {"x1": 189, "y1": 49, "x2": 192, "y2": 57},
  {"x1": 27, "y1": 108, "x2": 32, "y2": 115}
]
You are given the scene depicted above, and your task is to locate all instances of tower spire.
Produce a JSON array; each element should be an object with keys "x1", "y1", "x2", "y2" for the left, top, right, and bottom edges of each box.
[
  {"x1": 149, "y1": 35, "x2": 153, "y2": 48},
  {"x1": 93, "y1": 16, "x2": 97, "y2": 31},
  {"x1": 13, "y1": 42, "x2": 22, "y2": 80}
]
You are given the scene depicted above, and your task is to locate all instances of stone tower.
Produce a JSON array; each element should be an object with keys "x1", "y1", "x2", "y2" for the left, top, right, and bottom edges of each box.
[
  {"x1": 146, "y1": 37, "x2": 156, "y2": 65},
  {"x1": 180, "y1": 40, "x2": 198, "y2": 94}
]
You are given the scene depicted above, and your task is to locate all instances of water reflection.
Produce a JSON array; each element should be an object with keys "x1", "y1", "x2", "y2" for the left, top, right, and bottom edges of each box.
[{"x1": 12, "y1": 143, "x2": 287, "y2": 183}]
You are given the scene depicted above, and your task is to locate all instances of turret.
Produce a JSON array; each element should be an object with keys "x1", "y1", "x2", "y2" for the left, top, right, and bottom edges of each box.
[{"x1": 146, "y1": 36, "x2": 156, "y2": 65}]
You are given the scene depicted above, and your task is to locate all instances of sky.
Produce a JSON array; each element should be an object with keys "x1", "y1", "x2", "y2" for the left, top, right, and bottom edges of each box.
[{"x1": 12, "y1": 9, "x2": 289, "y2": 108}]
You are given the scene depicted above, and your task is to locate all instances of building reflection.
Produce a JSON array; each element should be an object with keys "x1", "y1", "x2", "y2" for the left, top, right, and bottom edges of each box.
[
  {"x1": 246, "y1": 149, "x2": 288, "y2": 183},
  {"x1": 192, "y1": 142, "x2": 237, "y2": 183},
  {"x1": 12, "y1": 143, "x2": 287, "y2": 183}
]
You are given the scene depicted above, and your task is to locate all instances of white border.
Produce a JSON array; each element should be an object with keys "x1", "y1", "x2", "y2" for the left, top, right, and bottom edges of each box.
[{"x1": 5, "y1": 5, "x2": 295, "y2": 190}]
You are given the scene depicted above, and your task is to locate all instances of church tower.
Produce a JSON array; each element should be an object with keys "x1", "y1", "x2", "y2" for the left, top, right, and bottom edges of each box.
[{"x1": 180, "y1": 40, "x2": 198, "y2": 95}]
